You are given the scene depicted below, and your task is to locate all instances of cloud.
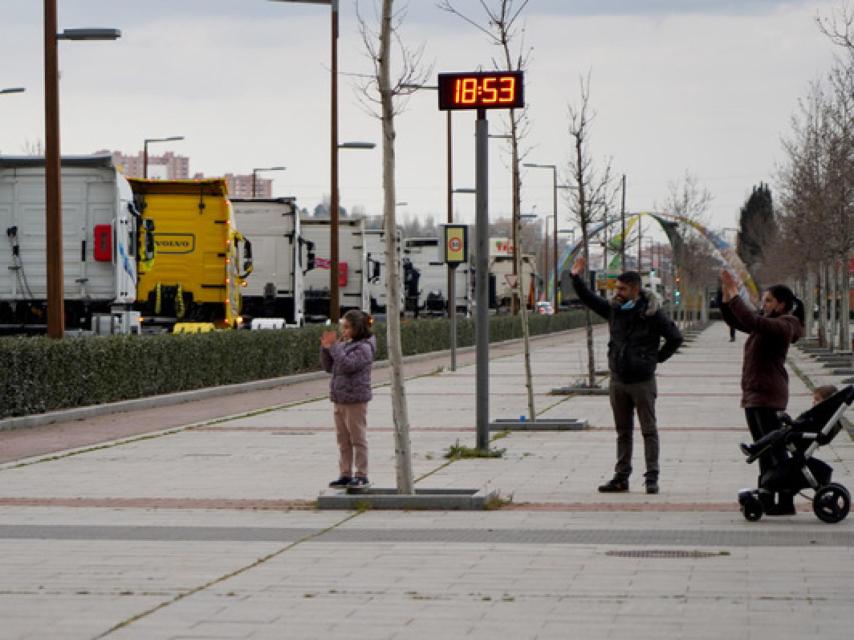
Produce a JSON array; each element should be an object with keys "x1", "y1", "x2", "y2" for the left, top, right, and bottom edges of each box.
[{"x1": 527, "y1": 0, "x2": 809, "y2": 17}]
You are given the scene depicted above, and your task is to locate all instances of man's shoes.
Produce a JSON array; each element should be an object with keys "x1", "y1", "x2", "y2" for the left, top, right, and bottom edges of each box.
[
  {"x1": 645, "y1": 479, "x2": 659, "y2": 495},
  {"x1": 598, "y1": 478, "x2": 629, "y2": 493},
  {"x1": 328, "y1": 475, "x2": 351, "y2": 489},
  {"x1": 347, "y1": 476, "x2": 371, "y2": 492}
]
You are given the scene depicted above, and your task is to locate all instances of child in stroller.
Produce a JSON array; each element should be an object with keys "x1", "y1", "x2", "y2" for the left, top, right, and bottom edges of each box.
[{"x1": 738, "y1": 385, "x2": 854, "y2": 523}]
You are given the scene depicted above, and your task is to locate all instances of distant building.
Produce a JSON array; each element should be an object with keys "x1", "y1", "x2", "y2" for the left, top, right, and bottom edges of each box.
[
  {"x1": 98, "y1": 149, "x2": 273, "y2": 197},
  {"x1": 190, "y1": 173, "x2": 272, "y2": 199},
  {"x1": 228, "y1": 173, "x2": 271, "y2": 199},
  {"x1": 96, "y1": 149, "x2": 190, "y2": 180}
]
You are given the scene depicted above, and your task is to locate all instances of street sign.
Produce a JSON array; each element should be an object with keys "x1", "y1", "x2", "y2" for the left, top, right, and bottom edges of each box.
[
  {"x1": 438, "y1": 71, "x2": 524, "y2": 111},
  {"x1": 504, "y1": 274, "x2": 519, "y2": 289},
  {"x1": 440, "y1": 224, "x2": 468, "y2": 264}
]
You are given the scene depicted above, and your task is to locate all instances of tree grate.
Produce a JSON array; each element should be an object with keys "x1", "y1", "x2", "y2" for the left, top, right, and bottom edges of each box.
[{"x1": 605, "y1": 549, "x2": 727, "y2": 559}]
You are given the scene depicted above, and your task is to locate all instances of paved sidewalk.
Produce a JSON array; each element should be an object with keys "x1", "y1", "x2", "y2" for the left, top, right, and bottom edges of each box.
[{"x1": 0, "y1": 322, "x2": 852, "y2": 639}]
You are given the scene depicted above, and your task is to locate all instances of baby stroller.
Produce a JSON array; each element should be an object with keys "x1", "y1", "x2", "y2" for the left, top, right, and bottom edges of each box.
[{"x1": 737, "y1": 385, "x2": 854, "y2": 523}]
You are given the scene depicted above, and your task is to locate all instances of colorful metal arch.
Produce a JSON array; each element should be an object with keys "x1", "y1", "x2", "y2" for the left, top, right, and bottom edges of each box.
[{"x1": 549, "y1": 211, "x2": 759, "y2": 303}]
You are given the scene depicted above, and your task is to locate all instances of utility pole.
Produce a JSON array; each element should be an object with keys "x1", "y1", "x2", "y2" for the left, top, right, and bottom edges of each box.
[
  {"x1": 329, "y1": 0, "x2": 341, "y2": 322},
  {"x1": 44, "y1": 0, "x2": 63, "y2": 338},
  {"x1": 620, "y1": 175, "x2": 626, "y2": 271}
]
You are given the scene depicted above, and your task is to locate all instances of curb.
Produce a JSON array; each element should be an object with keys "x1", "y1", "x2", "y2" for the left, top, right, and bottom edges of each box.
[
  {"x1": 0, "y1": 329, "x2": 580, "y2": 433},
  {"x1": 316, "y1": 487, "x2": 496, "y2": 510}
]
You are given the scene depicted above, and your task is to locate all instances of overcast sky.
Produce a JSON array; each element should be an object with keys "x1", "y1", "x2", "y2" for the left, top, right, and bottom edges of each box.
[{"x1": 0, "y1": 0, "x2": 842, "y2": 235}]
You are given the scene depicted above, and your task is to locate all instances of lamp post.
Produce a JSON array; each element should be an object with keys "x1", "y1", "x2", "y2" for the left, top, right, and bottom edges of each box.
[
  {"x1": 44, "y1": 2, "x2": 121, "y2": 339},
  {"x1": 252, "y1": 166, "x2": 286, "y2": 198},
  {"x1": 524, "y1": 163, "x2": 558, "y2": 312},
  {"x1": 143, "y1": 136, "x2": 184, "y2": 179},
  {"x1": 269, "y1": 0, "x2": 348, "y2": 319},
  {"x1": 333, "y1": 141, "x2": 375, "y2": 319},
  {"x1": 0, "y1": 87, "x2": 26, "y2": 95}
]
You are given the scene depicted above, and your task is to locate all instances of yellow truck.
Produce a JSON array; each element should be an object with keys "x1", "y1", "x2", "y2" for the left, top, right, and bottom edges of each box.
[{"x1": 128, "y1": 178, "x2": 252, "y2": 330}]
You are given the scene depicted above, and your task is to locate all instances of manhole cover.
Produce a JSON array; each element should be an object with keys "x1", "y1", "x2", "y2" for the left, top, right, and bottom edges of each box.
[{"x1": 605, "y1": 550, "x2": 727, "y2": 559}]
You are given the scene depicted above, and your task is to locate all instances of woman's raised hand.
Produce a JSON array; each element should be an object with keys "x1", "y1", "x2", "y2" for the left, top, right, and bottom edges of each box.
[
  {"x1": 571, "y1": 256, "x2": 586, "y2": 276},
  {"x1": 720, "y1": 270, "x2": 739, "y2": 302}
]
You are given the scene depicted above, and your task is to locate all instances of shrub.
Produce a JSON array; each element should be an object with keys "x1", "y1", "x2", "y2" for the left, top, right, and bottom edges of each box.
[{"x1": 0, "y1": 310, "x2": 596, "y2": 419}]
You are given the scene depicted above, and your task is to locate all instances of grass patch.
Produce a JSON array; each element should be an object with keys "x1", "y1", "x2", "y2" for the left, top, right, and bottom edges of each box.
[
  {"x1": 484, "y1": 491, "x2": 514, "y2": 511},
  {"x1": 444, "y1": 440, "x2": 505, "y2": 460}
]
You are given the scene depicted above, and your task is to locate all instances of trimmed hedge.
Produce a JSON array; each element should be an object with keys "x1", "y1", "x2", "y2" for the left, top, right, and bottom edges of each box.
[{"x1": 0, "y1": 310, "x2": 595, "y2": 419}]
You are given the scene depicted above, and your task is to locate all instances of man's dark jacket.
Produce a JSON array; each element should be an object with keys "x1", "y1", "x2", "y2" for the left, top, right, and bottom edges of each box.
[{"x1": 571, "y1": 274, "x2": 683, "y2": 383}]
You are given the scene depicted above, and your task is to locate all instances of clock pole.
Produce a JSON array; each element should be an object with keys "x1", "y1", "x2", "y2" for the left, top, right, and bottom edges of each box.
[{"x1": 475, "y1": 108, "x2": 489, "y2": 451}]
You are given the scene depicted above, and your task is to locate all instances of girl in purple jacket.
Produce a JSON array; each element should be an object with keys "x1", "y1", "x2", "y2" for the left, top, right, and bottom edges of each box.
[{"x1": 320, "y1": 310, "x2": 377, "y2": 490}]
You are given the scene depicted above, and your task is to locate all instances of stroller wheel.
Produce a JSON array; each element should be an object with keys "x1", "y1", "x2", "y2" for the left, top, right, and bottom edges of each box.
[
  {"x1": 741, "y1": 496, "x2": 763, "y2": 522},
  {"x1": 813, "y1": 483, "x2": 850, "y2": 524}
]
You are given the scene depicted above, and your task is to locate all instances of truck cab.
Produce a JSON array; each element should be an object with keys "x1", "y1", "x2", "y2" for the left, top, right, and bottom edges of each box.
[
  {"x1": 129, "y1": 178, "x2": 251, "y2": 330},
  {"x1": 232, "y1": 197, "x2": 312, "y2": 327}
]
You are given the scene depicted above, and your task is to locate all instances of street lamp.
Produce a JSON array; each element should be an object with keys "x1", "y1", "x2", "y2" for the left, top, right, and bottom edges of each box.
[
  {"x1": 44, "y1": 0, "x2": 121, "y2": 339},
  {"x1": 143, "y1": 136, "x2": 184, "y2": 179},
  {"x1": 330, "y1": 140, "x2": 374, "y2": 318},
  {"x1": 0, "y1": 87, "x2": 26, "y2": 95},
  {"x1": 270, "y1": 0, "x2": 346, "y2": 318},
  {"x1": 252, "y1": 165, "x2": 286, "y2": 197},
  {"x1": 524, "y1": 162, "x2": 559, "y2": 312}
]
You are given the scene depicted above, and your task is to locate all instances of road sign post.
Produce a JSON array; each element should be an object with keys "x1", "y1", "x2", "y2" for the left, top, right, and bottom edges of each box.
[{"x1": 440, "y1": 224, "x2": 469, "y2": 372}]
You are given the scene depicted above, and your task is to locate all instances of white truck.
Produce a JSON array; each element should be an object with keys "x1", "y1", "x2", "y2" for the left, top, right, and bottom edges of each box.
[
  {"x1": 364, "y1": 226, "x2": 404, "y2": 315},
  {"x1": 231, "y1": 198, "x2": 314, "y2": 327},
  {"x1": 489, "y1": 253, "x2": 538, "y2": 310},
  {"x1": 0, "y1": 155, "x2": 154, "y2": 334},
  {"x1": 300, "y1": 216, "x2": 369, "y2": 321},
  {"x1": 403, "y1": 236, "x2": 471, "y2": 316}
]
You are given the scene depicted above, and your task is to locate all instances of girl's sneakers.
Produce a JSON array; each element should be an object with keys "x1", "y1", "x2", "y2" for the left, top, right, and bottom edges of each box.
[
  {"x1": 347, "y1": 476, "x2": 371, "y2": 491},
  {"x1": 329, "y1": 475, "x2": 352, "y2": 488}
]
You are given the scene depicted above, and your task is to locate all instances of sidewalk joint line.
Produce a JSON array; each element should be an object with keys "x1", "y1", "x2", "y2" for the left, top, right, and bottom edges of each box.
[{"x1": 91, "y1": 510, "x2": 362, "y2": 639}]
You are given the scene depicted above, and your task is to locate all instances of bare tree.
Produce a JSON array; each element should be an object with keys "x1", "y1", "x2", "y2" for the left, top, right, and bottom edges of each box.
[
  {"x1": 566, "y1": 74, "x2": 617, "y2": 388},
  {"x1": 357, "y1": 0, "x2": 430, "y2": 493},
  {"x1": 438, "y1": 0, "x2": 536, "y2": 419},
  {"x1": 437, "y1": 3, "x2": 532, "y2": 307},
  {"x1": 21, "y1": 139, "x2": 45, "y2": 155},
  {"x1": 817, "y1": 2, "x2": 854, "y2": 52},
  {"x1": 658, "y1": 172, "x2": 717, "y2": 325}
]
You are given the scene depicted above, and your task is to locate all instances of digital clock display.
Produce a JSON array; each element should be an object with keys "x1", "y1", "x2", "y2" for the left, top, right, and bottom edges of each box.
[{"x1": 438, "y1": 71, "x2": 524, "y2": 111}]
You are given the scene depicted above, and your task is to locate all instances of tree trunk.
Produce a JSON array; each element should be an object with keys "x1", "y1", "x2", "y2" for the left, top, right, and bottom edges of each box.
[
  {"x1": 807, "y1": 269, "x2": 816, "y2": 339},
  {"x1": 515, "y1": 221, "x2": 536, "y2": 420},
  {"x1": 575, "y1": 136, "x2": 596, "y2": 389},
  {"x1": 379, "y1": 0, "x2": 413, "y2": 494},
  {"x1": 819, "y1": 261, "x2": 828, "y2": 348},
  {"x1": 842, "y1": 250, "x2": 851, "y2": 354},
  {"x1": 830, "y1": 259, "x2": 839, "y2": 351}
]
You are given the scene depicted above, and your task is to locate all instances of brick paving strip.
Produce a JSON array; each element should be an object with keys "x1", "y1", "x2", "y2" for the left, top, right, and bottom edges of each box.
[
  {"x1": 0, "y1": 497, "x2": 315, "y2": 510},
  {"x1": 0, "y1": 497, "x2": 744, "y2": 512}
]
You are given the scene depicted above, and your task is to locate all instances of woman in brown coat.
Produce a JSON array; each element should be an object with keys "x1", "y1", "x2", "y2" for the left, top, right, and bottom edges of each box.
[{"x1": 720, "y1": 271, "x2": 804, "y2": 515}]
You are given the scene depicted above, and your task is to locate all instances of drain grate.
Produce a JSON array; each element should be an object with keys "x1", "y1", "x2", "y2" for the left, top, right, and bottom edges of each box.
[{"x1": 605, "y1": 549, "x2": 728, "y2": 559}]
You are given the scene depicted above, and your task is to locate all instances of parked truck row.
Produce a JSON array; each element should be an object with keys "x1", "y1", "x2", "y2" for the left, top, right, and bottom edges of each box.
[{"x1": 0, "y1": 155, "x2": 542, "y2": 335}]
